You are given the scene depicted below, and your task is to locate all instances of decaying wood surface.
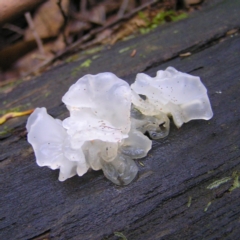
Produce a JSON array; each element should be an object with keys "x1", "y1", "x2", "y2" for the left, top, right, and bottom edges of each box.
[{"x1": 0, "y1": 0, "x2": 240, "y2": 239}]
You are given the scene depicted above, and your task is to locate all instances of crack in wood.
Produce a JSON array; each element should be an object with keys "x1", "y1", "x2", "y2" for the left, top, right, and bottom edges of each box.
[{"x1": 27, "y1": 229, "x2": 51, "y2": 240}]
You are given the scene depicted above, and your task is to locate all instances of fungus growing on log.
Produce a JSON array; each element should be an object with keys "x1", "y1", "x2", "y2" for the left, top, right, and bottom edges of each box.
[
  {"x1": 131, "y1": 67, "x2": 213, "y2": 127},
  {"x1": 26, "y1": 68, "x2": 213, "y2": 185},
  {"x1": 26, "y1": 107, "x2": 89, "y2": 181}
]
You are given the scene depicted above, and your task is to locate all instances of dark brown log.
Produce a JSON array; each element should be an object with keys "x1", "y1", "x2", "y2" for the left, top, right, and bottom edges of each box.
[{"x1": 0, "y1": 0, "x2": 240, "y2": 239}]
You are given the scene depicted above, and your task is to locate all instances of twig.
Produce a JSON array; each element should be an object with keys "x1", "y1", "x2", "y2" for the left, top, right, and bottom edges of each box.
[
  {"x1": 57, "y1": 0, "x2": 160, "y2": 53},
  {"x1": 25, "y1": 0, "x2": 163, "y2": 75},
  {"x1": 2, "y1": 23, "x2": 24, "y2": 43},
  {"x1": 2, "y1": 23, "x2": 25, "y2": 35},
  {"x1": 0, "y1": 109, "x2": 34, "y2": 125},
  {"x1": 24, "y1": 12, "x2": 45, "y2": 56},
  {"x1": 57, "y1": 0, "x2": 69, "y2": 46},
  {"x1": 80, "y1": 0, "x2": 87, "y2": 15},
  {"x1": 73, "y1": 0, "x2": 160, "y2": 49},
  {"x1": 117, "y1": 0, "x2": 129, "y2": 19}
]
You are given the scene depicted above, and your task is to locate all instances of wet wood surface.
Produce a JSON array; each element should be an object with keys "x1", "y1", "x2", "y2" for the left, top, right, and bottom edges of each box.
[{"x1": 1, "y1": 0, "x2": 240, "y2": 239}]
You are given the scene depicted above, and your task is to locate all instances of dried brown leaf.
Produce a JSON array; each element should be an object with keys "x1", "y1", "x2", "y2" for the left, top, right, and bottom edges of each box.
[{"x1": 24, "y1": 0, "x2": 70, "y2": 40}]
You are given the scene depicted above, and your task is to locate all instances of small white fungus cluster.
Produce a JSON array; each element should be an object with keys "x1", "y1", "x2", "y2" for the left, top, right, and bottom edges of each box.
[{"x1": 26, "y1": 67, "x2": 213, "y2": 185}]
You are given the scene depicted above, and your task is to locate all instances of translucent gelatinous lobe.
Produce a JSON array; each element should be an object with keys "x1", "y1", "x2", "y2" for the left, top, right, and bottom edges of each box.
[
  {"x1": 26, "y1": 108, "x2": 89, "y2": 181},
  {"x1": 130, "y1": 106, "x2": 170, "y2": 139},
  {"x1": 62, "y1": 72, "x2": 132, "y2": 140},
  {"x1": 26, "y1": 68, "x2": 213, "y2": 185},
  {"x1": 27, "y1": 73, "x2": 141, "y2": 185},
  {"x1": 100, "y1": 153, "x2": 139, "y2": 185},
  {"x1": 131, "y1": 67, "x2": 213, "y2": 127}
]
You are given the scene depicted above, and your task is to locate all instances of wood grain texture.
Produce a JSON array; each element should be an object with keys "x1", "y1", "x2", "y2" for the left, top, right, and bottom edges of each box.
[{"x1": 1, "y1": 0, "x2": 240, "y2": 239}]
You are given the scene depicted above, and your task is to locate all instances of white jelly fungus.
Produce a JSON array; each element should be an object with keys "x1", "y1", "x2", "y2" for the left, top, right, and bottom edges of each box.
[
  {"x1": 131, "y1": 67, "x2": 213, "y2": 127},
  {"x1": 26, "y1": 107, "x2": 89, "y2": 181},
  {"x1": 26, "y1": 68, "x2": 213, "y2": 185}
]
